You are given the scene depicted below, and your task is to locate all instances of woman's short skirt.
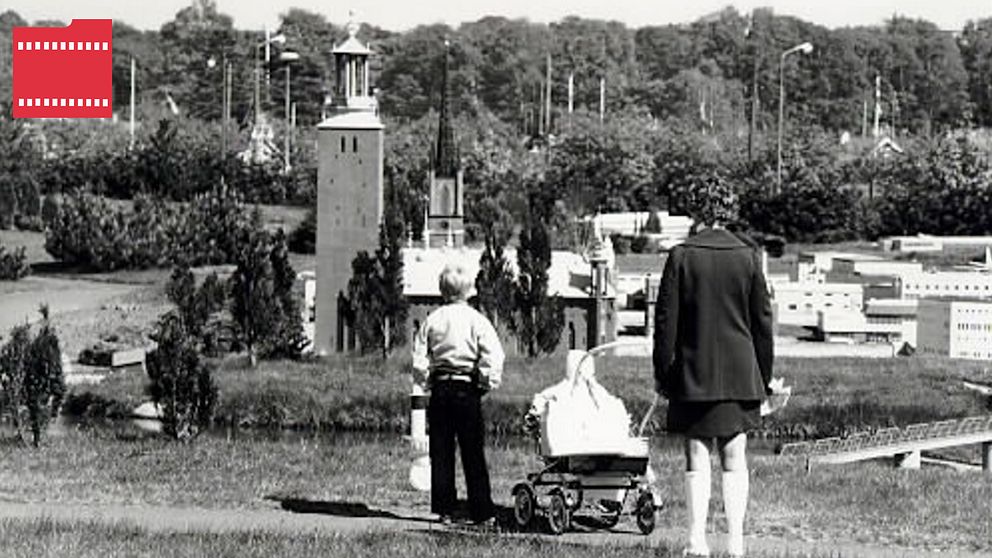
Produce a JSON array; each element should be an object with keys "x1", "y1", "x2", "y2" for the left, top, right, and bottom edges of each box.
[{"x1": 666, "y1": 400, "x2": 760, "y2": 438}]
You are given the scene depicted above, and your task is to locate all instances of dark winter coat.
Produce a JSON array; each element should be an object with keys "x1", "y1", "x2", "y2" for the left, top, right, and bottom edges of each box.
[{"x1": 652, "y1": 228, "x2": 773, "y2": 401}]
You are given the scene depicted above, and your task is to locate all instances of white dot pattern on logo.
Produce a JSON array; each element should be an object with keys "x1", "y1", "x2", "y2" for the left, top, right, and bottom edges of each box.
[{"x1": 16, "y1": 38, "x2": 111, "y2": 51}]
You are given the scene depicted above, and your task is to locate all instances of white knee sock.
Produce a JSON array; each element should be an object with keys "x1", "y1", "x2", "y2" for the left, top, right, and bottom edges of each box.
[
  {"x1": 722, "y1": 469, "x2": 749, "y2": 557},
  {"x1": 684, "y1": 469, "x2": 711, "y2": 556}
]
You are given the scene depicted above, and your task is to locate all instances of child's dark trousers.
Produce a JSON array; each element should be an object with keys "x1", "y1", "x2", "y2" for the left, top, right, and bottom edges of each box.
[{"x1": 428, "y1": 380, "x2": 494, "y2": 522}]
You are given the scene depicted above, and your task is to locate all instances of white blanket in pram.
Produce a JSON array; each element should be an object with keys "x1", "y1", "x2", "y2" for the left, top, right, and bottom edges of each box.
[{"x1": 528, "y1": 350, "x2": 647, "y2": 457}]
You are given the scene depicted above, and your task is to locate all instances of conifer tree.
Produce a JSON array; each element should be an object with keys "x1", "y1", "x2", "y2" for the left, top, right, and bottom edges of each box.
[
  {"x1": 346, "y1": 175, "x2": 408, "y2": 357},
  {"x1": 228, "y1": 211, "x2": 279, "y2": 367},
  {"x1": 514, "y1": 190, "x2": 565, "y2": 356},
  {"x1": 147, "y1": 311, "x2": 218, "y2": 441},
  {"x1": 475, "y1": 198, "x2": 515, "y2": 330},
  {"x1": 0, "y1": 306, "x2": 65, "y2": 447}
]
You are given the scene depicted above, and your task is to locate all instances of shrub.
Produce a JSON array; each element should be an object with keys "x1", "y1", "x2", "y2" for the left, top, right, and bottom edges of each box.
[
  {"x1": 610, "y1": 233, "x2": 631, "y2": 255},
  {"x1": 288, "y1": 207, "x2": 316, "y2": 254},
  {"x1": 166, "y1": 265, "x2": 227, "y2": 347},
  {"x1": 630, "y1": 235, "x2": 652, "y2": 254},
  {"x1": 643, "y1": 211, "x2": 662, "y2": 233},
  {"x1": 146, "y1": 312, "x2": 218, "y2": 441},
  {"x1": 0, "y1": 307, "x2": 66, "y2": 447},
  {"x1": 0, "y1": 245, "x2": 30, "y2": 280},
  {"x1": 43, "y1": 185, "x2": 253, "y2": 272}
]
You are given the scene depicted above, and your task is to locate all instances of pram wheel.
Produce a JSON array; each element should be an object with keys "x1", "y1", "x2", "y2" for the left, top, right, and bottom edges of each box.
[
  {"x1": 635, "y1": 491, "x2": 656, "y2": 535},
  {"x1": 545, "y1": 489, "x2": 571, "y2": 535},
  {"x1": 511, "y1": 483, "x2": 536, "y2": 529}
]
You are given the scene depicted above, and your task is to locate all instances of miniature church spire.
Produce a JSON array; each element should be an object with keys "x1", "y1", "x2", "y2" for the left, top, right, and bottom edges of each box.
[{"x1": 434, "y1": 39, "x2": 458, "y2": 178}]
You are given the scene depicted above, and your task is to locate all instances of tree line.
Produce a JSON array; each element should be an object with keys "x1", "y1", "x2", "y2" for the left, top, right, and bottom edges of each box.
[{"x1": 2, "y1": 3, "x2": 991, "y2": 132}]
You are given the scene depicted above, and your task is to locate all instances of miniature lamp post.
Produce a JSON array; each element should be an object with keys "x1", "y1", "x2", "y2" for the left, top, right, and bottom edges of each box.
[
  {"x1": 776, "y1": 41, "x2": 813, "y2": 193},
  {"x1": 279, "y1": 50, "x2": 300, "y2": 172}
]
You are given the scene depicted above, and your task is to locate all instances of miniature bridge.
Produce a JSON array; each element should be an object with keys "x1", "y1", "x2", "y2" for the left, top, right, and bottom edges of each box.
[{"x1": 779, "y1": 415, "x2": 992, "y2": 472}]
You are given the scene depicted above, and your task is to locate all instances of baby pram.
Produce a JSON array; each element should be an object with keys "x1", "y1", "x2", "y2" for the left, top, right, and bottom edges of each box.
[{"x1": 512, "y1": 344, "x2": 663, "y2": 535}]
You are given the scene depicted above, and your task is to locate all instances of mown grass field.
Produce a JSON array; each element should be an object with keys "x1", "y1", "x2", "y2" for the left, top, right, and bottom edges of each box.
[{"x1": 0, "y1": 425, "x2": 990, "y2": 553}]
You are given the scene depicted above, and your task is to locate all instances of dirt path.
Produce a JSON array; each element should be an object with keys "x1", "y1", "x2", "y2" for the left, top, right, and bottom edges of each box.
[{"x1": 0, "y1": 500, "x2": 983, "y2": 558}]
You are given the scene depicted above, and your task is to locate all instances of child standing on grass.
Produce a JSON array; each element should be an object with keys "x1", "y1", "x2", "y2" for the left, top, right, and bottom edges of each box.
[{"x1": 411, "y1": 263, "x2": 505, "y2": 527}]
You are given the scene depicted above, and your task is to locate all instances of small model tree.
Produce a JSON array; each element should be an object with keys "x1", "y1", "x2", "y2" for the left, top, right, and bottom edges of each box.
[
  {"x1": 146, "y1": 311, "x2": 218, "y2": 441},
  {"x1": 474, "y1": 198, "x2": 515, "y2": 329},
  {"x1": 226, "y1": 212, "x2": 306, "y2": 365},
  {"x1": 346, "y1": 176, "x2": 409, "y2": 357},
  {"x1": 265, "y1": 229, "x2": 308, "y2": 359},
  {"x1": 643, "y1": 210, "x2": 662, "y2": 233},
  {"x1": 228, "y1": 214, "x2": 279, "y2": 366},
  {"x1": 514, "y1": 190, "x2": 565, "y2": 356},
  {"x1": 0, "y1": 306, "x2": 66, "y2": 447},
  {"x1": 166, "y1": 264, "x2": 228, "y2": 355}
]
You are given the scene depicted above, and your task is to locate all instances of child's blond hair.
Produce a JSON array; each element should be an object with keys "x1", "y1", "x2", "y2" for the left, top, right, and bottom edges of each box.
[{"x1": 439, "y1": 263, "x2": 474, "y2": 302}]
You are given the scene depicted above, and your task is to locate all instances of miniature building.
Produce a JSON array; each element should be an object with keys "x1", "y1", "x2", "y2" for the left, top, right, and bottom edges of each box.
[
  {"x1": 917, "y1": 299, "x2": 992, "y2": 360},
  {"x1": 314, "y1": 21, "x2": 383, "y2": 355},
  {"x1": 796, "y1": 252, "x2": 882, "y2": 284},
  {"x1": 772, "y1": 281, "x2": 864, "y2": 327},
  {"x1": 812, "y1": 298, "x2": 917, "y2": 345},
  {"x1": 897, "y1": 271, "x2": 992, "y2": 300},
  {"x1": 589, "y1": 211, "x2": 692, "y2": 249},
  {"x1": 424, "y1": 42, "x2": 465, "y2": 249},
  {"x1": 883, "y1": 235, "x2": 992, "y2": 253},
  {"x1": 402, "y1": 246, "x2": 617, "y2": 354},
  {"x1": 830, "y1": 257, "x2": 923, "y2": 277}
]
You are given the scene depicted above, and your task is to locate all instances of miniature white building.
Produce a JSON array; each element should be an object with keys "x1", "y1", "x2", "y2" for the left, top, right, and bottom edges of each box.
[
  {"x1": 589, "y1": 211, "x2": 693, "y2": 246},
  {"x1": 883, "y1": 235, "x2": 992, "y2": 253},
  {"x1": 773, "y1": 281, "x2": 864, "y2": 327},
  {"x1": 897, "y1": 272, "x2": 992, "y2": 300},
  {"x1": 830, "y1": 257, "x2": 923, "y2": 277},
  {"x1": 813, "y1": 298, "x2": 917, "y2": 345},
  {"x1": 796, "y1": 252, "x2": 882, "y2": 283},
  {"x1": 881, "y1": 235, "x2": 944, "y2": 253},
  {"x1": 917, "y1": 299, "x2": 992, "y2": 360}
]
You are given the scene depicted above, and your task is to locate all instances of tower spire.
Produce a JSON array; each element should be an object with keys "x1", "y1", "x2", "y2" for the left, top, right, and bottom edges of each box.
[{"x1": 435, "y1": 39, "x2": 458, "y2": 178}]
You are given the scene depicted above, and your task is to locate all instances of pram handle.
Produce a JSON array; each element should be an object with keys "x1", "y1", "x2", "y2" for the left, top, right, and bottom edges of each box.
[{"x1": 569, "y1": 339, "x2": 660, "y2": 438}]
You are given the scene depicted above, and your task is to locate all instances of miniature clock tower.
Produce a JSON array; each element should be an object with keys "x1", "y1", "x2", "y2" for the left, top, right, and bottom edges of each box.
[{"x1": 315, "y1": 20, "x2": 384, "y2": 355}]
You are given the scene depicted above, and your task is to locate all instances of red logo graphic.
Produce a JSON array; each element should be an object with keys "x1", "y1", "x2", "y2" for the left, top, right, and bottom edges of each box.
[{"x1": 12, "y1": 19, "x2": 113, "y2": 119}]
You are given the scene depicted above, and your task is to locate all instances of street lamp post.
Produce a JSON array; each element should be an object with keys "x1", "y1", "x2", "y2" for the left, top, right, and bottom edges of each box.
[
  {"x1": 254, "y1": 32, "x2": 286, "y2": 121},
  {"x1": 777, "y1": 41, "x2": 813, "y2": 192},
  {"x1": 280, "y1": 51, "x2": 300, "y2": 173}
]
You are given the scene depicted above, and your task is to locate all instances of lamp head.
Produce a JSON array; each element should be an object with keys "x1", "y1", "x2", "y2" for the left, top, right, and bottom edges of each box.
[
  {"x1": 797, "y1": 42, "x2": 814, "y2": 54},
  {"x1": 270, "y1": 33, "x2": 287, "y2": 44}
]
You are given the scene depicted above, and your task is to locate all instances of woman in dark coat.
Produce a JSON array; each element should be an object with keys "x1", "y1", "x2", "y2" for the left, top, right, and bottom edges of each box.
[{"x1": 653, "y1": 186, "x2": 773, "y2": 558}]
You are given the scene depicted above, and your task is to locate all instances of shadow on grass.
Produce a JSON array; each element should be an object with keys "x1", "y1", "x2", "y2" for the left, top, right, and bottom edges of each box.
[{"x1": 270, "y1": 497, "x2": 432, "y2": 524}]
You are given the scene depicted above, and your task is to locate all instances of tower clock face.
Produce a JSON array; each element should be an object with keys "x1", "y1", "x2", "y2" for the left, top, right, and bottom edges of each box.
[{"x1": 440, "y1": 220, "x2": 449, "y2": 230}]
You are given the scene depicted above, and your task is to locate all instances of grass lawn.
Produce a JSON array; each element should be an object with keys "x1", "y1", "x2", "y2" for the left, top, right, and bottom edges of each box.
[
  {"x1": 0, "y1": 229, "x2": 54, "y2": 267},
  {"x1": 2, "y1": 518, "x2": 865, "y2": 558},
  {"x1": 66, "y1": 354, "x2": 991, "y2": 440},
  {"x1": 0, "y1": 426, "x2": 989, "y2": 553}
]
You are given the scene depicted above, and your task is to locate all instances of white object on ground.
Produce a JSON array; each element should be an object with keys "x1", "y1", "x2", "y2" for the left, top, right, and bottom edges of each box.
[
  {"x1": 760, "y1": 377, "x2": 792, "y2": 417},
  {"x1": 131, "y1": 401, "x2": 163, "y2": 420},
  {"x1": 409, "y1": 454, "x2": 431, "y2": 492}
]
